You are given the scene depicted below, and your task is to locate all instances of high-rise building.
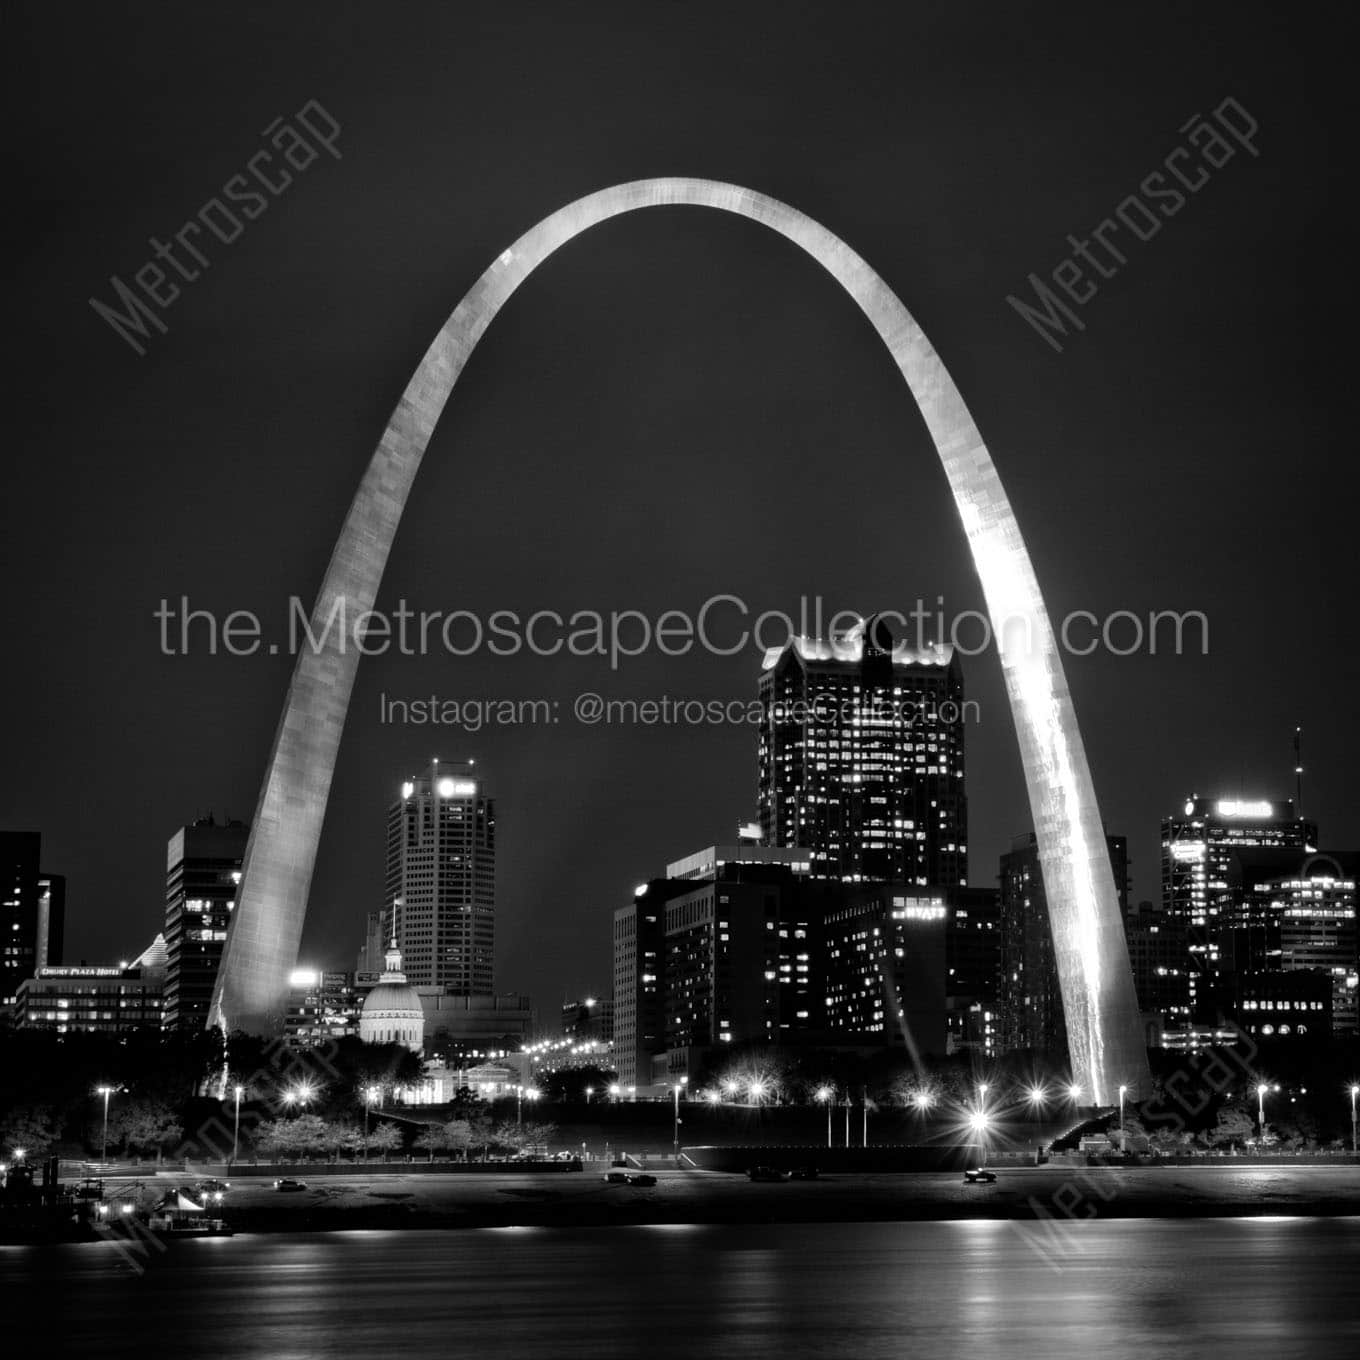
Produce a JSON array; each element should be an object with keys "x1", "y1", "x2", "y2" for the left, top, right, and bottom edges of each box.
[
  {"x1": 661, "y1": 856, "x2": 821, "y2": 1057},
  {"x1": 613, "y1": 883, "x2": 666, "y2": 1089},
  {"x1": 1123, "y1": 901, "x2": 1191, "y2": 1035},
  {"x1": 162, "y1": 817, "x2": 248, "y2": 1030},
  {"x1": 757, "y1": 618, "x2": 967, "y2": 886},
  {"x1": 999, "y1": 831, "x2": 1130, "y2": 1058},
  {"x1": 561, "y1": 996, "x2": 614, "y2": 1045},
  {"x1": 822, "y1": 887, "x2": 948, "y2": 1054},
  {"x1": 1, "y1": 832, "x2": 65, "y2": 1013},
  {"x1": 1229, "y1": 851, "x2": 1359, "y2": 1037},
  {"x1": 356, "y1": 909, "x2": 386, "y2": 978},
  {"x1": 285, "y1": 968, "x2": 365, "y2": 1045},
  {"x1": 942, "y1": 886, "x2": 1002, "y2": 1057},
  {"x1": 1161, "y1": 796, "x2": 1316, "y2": 1010},
  {"x1": 385, "y1": 759, "x2": 495, "y2": 993}
]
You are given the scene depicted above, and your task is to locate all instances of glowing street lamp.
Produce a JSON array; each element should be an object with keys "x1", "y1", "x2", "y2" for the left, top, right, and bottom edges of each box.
[
  {"x1": 363, "y1": 1085, "x2": 382, "y2": 1158},
  {"x1": 231, "y1": 1084, "x2": 245, "y2": 1166},
  {"x1": 95, "y1": 1085, "x2": 117, "y2": 1171},
  {"x1": 722, "y1": 1078, "x2": 741, "y2": 1099},
  {"x1": 1027, "y1": 1084, "x2": 1048, "y2": 1111},
  {"x1": 815, "y1": 1085, "x2": 834, "y2": 1147},
  {"x1": 748, "y1": 1078, "x2": 769, "y2": 1106},
  {"x1": 1255, "y1": 1082, "x2": 1278, "y2": 1134},
  {"x1": 1350, "y1": 1085, "x2": 1359, "y2": 1155},
  {"x1": 912, "y1": 1091, "x2": 936, "y2": 1117},
  {"x1": 672, "y1": 1077, "x2": 688, "y2": 1156},
  {"x1": 1118, "y1": 1084, "x2": 1129, "y2": 1148},
  {"x1": 968, "y1": 1109, "x2": 992, "y2": 1168},
  {"x1": 585, "y1": 1086, "x2": 594, "y2": 1105},
  {"x1": 608, "y1": 1083, "x2": 621, "y2": 1103},
  {"x1": 1067, "y1": 1083, "x2": 1083, "y2": 1104}
]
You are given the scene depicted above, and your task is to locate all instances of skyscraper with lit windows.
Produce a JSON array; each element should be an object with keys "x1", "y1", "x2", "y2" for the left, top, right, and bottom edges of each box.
[
  {"x1": 1161, "y1": 796, "x2": 1317, "y2": 1010},
  {"x1": 162, "y1": 817, "x2": 248, "y2": 1030},
  {"x1": 385, "y1": 759, "x2": 495, "y2": 994},
  {"x1": 757, "y1": 616, "x2": 967, "y2": 885}
]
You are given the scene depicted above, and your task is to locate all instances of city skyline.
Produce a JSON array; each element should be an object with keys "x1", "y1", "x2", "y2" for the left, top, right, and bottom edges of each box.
[{"x1": 6, "y1": 0, "x2": 1353, "y2": 1032}]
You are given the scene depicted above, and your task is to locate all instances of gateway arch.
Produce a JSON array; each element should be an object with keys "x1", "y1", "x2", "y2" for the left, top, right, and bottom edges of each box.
[{"x1": 208, "y1": 178, "x2": 1150, "y2": 1104}]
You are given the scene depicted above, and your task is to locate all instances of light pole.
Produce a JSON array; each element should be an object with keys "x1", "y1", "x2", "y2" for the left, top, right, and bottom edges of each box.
[
  {"x1": 815, "y1": 1086, "x2": 834, "y2": 1147},
  {"x1": 231, "y1": 1084, "x2": 244, "y2": 1166},
  {"x1": 516, "y1": 1084, "x2": 524, "y2": 1126},
  {"x1": 363, "y1": 1085, "x2": 381, "y2": 1159},
  {"x1": 844, "y1": 1095, "x2": 851, "y2": 1145},
  {"x1": 585, "y1": 1086, "x2": 593, "y2": 1106},
  {"x1": 969, "y1": 1110, "x2": 990, "y2": 1168},
  {"x1": 1350, "y1": 1085, "x2": 1358, "y2": 1155},
  {"x1": 608, "y1": 1083, "x2": 621, "y2": 1104},
  {"x1": 672, "y1": 1076, "x2": 688, "y2": 1157},
  {"x1": 95, "y1": 1085, "x2": 116, "y2": 1171},
  {"x1": 861, "y1": 1092, "x2": 868, "y2": 1148},
  {"x1": 1255, "y1": 1082, "x2": 1278, "y2": 1138},
  {"x1": 1119, "y1": 1084, "x2": 1128, "y2": 1149}
]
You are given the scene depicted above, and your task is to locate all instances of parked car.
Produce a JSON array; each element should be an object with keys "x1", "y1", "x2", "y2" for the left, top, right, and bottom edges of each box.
[
  {"x1": 748, "y1": 1166, "x2": 792, "y2": 1182},
  {"x1": 789, "y1": 1166, "x2": 820, "y2": 1181},
  {"x1": 963, "y1": 1168, "x2": 997, "y2": 1184},
  {"x1": 602, "y1": 1171, "x2": 630, "y2": 1184},
  {"x1": 625, "y1": 1173, "x2": 657, "y2": 1187},
  {"x1": 193, "y1": 1179, "x2": 229, "y2": 1203},
  {"x1": 273, "y1": 1178, "x2": 309, "y2": 1192}
]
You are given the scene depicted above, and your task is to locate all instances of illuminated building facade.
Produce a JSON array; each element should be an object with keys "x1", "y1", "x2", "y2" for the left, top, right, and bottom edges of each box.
[
  {"x1": 999, "y1": 832, "x2": 1129, "y2": 1058},
  {"x1": 662, "y1": 859, "x2": 821, "y2": 1053},
  {"x1": 384, "y1": 760, "x2": 495, "y2": 993},
  {"x1": 209, "y1": 179, "x2": 1150, "y2": 1101},
  {"x1": 1123, "y1": 901, "x2": 1191, "y2": 1031},
  {"x1": 561, "y1": 996, "x2": 614, "y2": 1044},
  {"x1": 284, "y1": 968, "x2": 364, "y2": 1044},
  {"x1": 822, "y1": 888, "x2": 948, "y2": 1053},
  {"x1": 14, "y1": 935, "x2": 166, "y2": 1034},
  {"x1": 942, "y1": 886, "x2": 1002, "y2": 1056},
  {"x1": 162, "y1": 818, "x2": 247, "y2": 1030},
  {"x1": 1, "y1": 832, "x2": 64, "y2": 1013},
  {"x1": 757, "y1": 624, "x2": 966, "y2": 886},
  {"x1": 1161, "y1": 797, "x2": 1316, "y2": 1009},
  {"x1": 419, "y1": 991, "x2": 534, "y2": 1064},
  {"x1": 1232, "y1": 852, "x2": 1359, "y2": 1037},
  {"x1": 613, "y1": 885, "x2": 665, "y2": 1089}
]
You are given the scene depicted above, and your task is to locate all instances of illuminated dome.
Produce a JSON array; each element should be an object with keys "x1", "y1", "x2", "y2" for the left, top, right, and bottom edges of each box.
[{"x1": 359, "y1": 938, "x2": 424, "y2": 1053}]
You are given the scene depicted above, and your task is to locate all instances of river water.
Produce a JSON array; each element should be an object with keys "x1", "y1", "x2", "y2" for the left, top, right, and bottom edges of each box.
[{"x1": 6, "y1": 1217, "x2": 1358, "y2": 1357}]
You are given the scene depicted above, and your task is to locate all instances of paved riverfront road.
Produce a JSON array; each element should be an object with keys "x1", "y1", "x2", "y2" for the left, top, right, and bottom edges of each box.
[
  {"x1": 94, "y1": 1162, "x2": 1360, "y2": 1226},
  {"x1": 6, "y1": 1217, "x2": 1358, "y2": 1359}
]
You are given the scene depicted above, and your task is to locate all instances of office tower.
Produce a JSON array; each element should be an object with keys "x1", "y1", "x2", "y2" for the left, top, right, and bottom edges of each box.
[
  {"x1": 757, "y1": 617, "x2": 967, "y2": 886},
  {"x1": 162, "y1": 817, "x2": 248, "y2": 1030},
  {"x1": 1229, "y1": 851, "x2": 1358, "y2": 1037},
  {"x1": 822, "y1": 887, "x2": 948, "y2": 1054},
  {"x1": 1161, "y1": 796, "x2": 1316, "y2": 1009},
  {"x1": 285, "y1": 968, "x2": 365, "y2": 1046},
  {"x1": 1123, "y1": 901, "x2": 1191, "y2": 1032},
  {"x1": 662, "y1": 855, "x2": 820, "y2": 1056},
  {"x1": 1, "y1": 832, "x2": 65, "y2": 1013},
  {"x1": 999, "y1": 831, "x2": 1130, "y2": 1057},
  {"x1": 16, "y1": 935, "x2": 167, "y2": 1034},
  {"x1": 561, "y1": 996, "x2": 614, "y2": 1045},
  {"x1": 385, "y1": 759, "x2": 495, "y2": 993},
  {"x1": 613, "y1": 883, "x2": 666, "y2": 1088},
  {"x1": 356, "y1": 909, "x2": 386, "y2": 977},
  {"x1": 942, "y1": 886, "x2": 1002, "y2": 1056}
]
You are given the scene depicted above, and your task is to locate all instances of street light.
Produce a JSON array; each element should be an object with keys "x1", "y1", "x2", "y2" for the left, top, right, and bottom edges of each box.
[
  {"x1": 363, "y1": 1085, "x2": 381, "y2": 1159},
  {"x1": 912, "y1": 1091, "x2": 935, "y2": 1117},
  {"x1": 815, "y1": 1085, "x2": 834, "y2": 1147},
  {"x1": 1067, "y1": 1083, "x2": 1083, "y2": 1104},
  {"x1": 608, "y1": 1083, "x2": 621, "y2": 1103},
  {"x1": 585, "y1": 1086, "x2": 593, "y2": 1105},
  {"x1": 1027, "y1": 1084, "x2": 1048, "y2": 1110},
  {"x1": 95, "y1": 1085, "x2": 117, "y2": 1171},
  {"x1": 1255, "y1": 1082, "x2": 1278, "y2": 1135},
  {"x1": 231, "y1": 1084, "x2": 244, "y2": 1166},
  {"x1": 672, "y1": 1077, "x2": 688, "y2": 1157},
  {"x1": 1350, "y1": 1084, "x2": 1358, "y2": 1155},
  {"x1": 968, "y1": 1109, "x2": 991, "y2": 1168},
  {"x1": 1119, "y1": 1084, "x2": 1129, "y2": 1148}
]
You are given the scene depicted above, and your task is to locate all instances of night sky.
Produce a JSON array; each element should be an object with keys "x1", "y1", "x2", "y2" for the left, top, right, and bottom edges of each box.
[{"x1": 8, "y1": 2, "x2": 1353, "y2": 1009}]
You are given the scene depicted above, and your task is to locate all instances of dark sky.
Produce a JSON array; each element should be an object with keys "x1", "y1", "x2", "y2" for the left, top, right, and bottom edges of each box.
[{"x1": 8, "y1": 1, "x2": 1353, "y2": 1007}]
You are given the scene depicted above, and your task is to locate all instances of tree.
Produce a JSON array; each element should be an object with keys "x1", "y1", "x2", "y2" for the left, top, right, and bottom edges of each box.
[
  {"x1": 323, "y1": 1121, "x2": 365, "y2": 1160},
  {"x1": 367, "y1": 1122, "x2": 403, "y2": 1159},
  {"x1": 413, "y1": 1123, "x2": 450, "y2": 1161},
  {"x1": 0, "y1": 1104, "x2": 62, "y2": 1159},
  {"x1": 1200, "y1": 1105, "x2": 1254, "y2": 1150},
  {"x1": 1148, "y1": 1126, "x2": 1192, "y2": 1155},
  {"x1": 110, "y1": 1097, "x2": 183, "y2": 1159},
  {"x1": 466, "y1": 1111, "x2": 495, "y2": 1161}
]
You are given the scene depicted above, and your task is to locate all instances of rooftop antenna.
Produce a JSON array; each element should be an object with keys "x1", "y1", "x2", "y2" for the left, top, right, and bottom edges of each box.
[{"x1": 1293, "y1": 725, "x2": 1303, "y2": 817}]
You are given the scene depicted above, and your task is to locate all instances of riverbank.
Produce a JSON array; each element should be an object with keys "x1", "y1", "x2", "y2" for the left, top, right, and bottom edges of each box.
[{"x1": 122, "y1": 1164, "x2": 1360, "y2": 1235}]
